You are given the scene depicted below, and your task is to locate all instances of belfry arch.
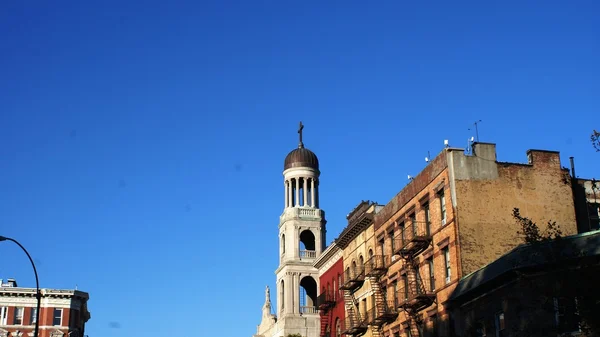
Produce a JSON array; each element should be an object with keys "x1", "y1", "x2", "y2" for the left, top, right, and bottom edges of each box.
[{"x1": 299, "y1": 275, "x2": 318, "y2": 314}]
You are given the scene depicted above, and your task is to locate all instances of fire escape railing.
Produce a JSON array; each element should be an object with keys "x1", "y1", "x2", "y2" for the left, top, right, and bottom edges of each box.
[
  {"x1": 393, "y1": 220, "x2": 432, "y2": 257},
  {"x1": 340, "y1": 265, "x2": 366, "y2": 291}
]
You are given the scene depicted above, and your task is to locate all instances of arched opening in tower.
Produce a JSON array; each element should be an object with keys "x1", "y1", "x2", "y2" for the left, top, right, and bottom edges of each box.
[
  {"x1": 299, "y1": 230, "x2": 316, "y2": 258},
  {"x1": 299, "y1": 276, "x2": 317, "y2": 314}
]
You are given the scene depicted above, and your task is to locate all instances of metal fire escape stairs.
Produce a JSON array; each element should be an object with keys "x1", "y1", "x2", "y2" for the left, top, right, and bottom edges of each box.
[{"x1": 395, "y1": 221, "x2": 436, "y2": 337}]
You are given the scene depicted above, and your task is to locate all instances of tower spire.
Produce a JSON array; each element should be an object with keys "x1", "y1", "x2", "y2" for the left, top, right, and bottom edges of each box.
[{"x1": 298, "y1": 121, "x2": 304, "y2": 148}]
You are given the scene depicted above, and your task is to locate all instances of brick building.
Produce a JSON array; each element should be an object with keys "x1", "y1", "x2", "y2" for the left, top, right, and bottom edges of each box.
[
  {"x1": 336, "y1": 201, "x2": 391, "y2": 337},
  {"x1": 364, "y1": 143, "x2": 579, "y2": 337},
  {"x1": 447, "y1": 229, "x2": 600, "y2": 336},
  {"x1": 0, "y1": 279, "x2": 90, "y2": 337},
  {"x1": 569, "y1": 158, "x2": 600, "y2": 233},
  {"x1": 314, "y1": 242, "x2": 344, "y2": 337}
]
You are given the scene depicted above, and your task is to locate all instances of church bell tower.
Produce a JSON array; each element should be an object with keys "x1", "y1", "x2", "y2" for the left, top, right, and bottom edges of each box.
[{"x1": 275, "y1": 122, "x2": 326, "y2": 337}]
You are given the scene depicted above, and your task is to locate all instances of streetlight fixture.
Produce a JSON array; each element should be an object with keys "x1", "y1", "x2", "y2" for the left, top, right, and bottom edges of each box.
[{"x1": 0, "y1": 236, "x2": 40, "y2": 337}]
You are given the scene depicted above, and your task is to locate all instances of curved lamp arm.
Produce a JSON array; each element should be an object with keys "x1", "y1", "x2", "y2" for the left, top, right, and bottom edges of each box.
[{"x1": 0, "y1": 236, "x2": 41, "y2": 337}]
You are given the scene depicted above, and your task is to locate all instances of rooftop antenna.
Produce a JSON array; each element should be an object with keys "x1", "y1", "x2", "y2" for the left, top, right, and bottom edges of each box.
[{"x1": 468, "y1": 120, "x2": 482, "y2": 142}]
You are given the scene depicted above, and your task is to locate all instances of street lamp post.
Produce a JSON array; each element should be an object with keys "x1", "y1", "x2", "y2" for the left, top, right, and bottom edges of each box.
[{"x1": 0, "y1": 236, "x2": 40, "y2": 337}]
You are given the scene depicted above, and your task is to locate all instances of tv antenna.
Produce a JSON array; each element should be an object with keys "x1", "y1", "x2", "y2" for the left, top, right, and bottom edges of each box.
[{"x1": 468, "y1": 120, "x2": 482, "y2": 142}]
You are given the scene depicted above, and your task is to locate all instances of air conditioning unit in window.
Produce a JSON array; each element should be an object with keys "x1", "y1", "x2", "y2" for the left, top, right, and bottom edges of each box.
[{"x1": 442, "y1": 217, "x2": 447, "y2": 226}]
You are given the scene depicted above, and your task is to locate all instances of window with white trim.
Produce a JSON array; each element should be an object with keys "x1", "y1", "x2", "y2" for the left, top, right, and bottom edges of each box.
[
  {"x1": 14, "y1": 307, "x2": 24, "y2": 325},
  {"x1": 53, "y1": 308, "x2": 62, "y2": 326},
  {"x1": 0, "y1": 307, "x2": 7, "y2": 325},
  {"x1": 30, "y1": 307, "x2": 38, "y2": 325},
  {"x1": 443, "y1": 247, "x2": 451, "y2": 284},
  {"x1": 495, "y1": 311, "x2": 505, "y2": 337},
  {"x1": 438, "y1": 189, "x2": 447, "y2": 225}
]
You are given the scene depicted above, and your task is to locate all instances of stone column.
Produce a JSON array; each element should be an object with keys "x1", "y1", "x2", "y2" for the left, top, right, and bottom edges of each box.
[
  {"x1": 303, "y1": 177, "x2": 308, "y2": 207},
  {"x1": 284, "y1": 180, "x2": 288, "y2": 208},
  {"x1": 311, "y1": 178, "x2": 315, "y2": 207},
  {"x1": 288, "y1": 180, "x2": 293, "y2": 208},
  {"x1": 314, "y1": 179, "x2": 319, "y2": 208},
  {"x1": 294, "y1": 273, "x2": 300, "y2": 314},
  {"x1": 295, "y1": 178, "x2": 300, "y2": 207}
]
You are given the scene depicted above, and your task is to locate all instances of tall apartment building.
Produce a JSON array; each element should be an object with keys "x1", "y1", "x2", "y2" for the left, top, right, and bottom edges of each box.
[
  {"x1": 335, "y1": 201, "x2": 395, "y2": 337},
  {"x1": 0, "y1": 279, "x2": 90, "y2": 337},
  {"x1": 253, "y1": 123, "x2": 327, "y2": 337},
  {"x1": 314, "y1": 242, "x2": 344, "y2": 337},
  {"x1": 362, "y1": 143, "x2": 580, "y2": 337}
]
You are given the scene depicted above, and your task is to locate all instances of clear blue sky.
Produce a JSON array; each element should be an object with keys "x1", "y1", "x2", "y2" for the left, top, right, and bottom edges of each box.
[{"x1": 0, "y1": 1, "x2": 598, "y2": 336}]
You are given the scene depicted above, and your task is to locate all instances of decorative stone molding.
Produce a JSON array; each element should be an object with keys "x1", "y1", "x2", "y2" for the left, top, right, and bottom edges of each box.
[
  {"x1": 0, "y1": 328, "x2": 7, "y2": 337},
  {"x1": 50, "y1": 330, "x2": 64, "y2": 337}
]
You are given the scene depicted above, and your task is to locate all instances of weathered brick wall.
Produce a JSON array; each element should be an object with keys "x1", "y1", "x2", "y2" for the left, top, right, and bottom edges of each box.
[{"x1": 454, "y1": 149, "x2": 577, "y2": 276}]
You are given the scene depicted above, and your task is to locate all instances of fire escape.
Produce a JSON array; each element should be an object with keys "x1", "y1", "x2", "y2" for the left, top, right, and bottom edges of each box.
[
  {"x1": 317, "y1": 291, "x2": 336, "y2": 337},
  {"x1": 340, "y1": 263, "x2": 367, "y2": 336},
  {"x1": 394, "y1": 220, "x2": 435, "y2": 336},
  {"x1": 363, "y1": 255, "x2": 398, "y2": 337}
]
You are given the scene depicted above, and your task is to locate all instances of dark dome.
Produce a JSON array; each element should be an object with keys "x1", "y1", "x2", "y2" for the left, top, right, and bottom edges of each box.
[{"x1": 284, "y1": 146, "x2": 319, "y2": 170}]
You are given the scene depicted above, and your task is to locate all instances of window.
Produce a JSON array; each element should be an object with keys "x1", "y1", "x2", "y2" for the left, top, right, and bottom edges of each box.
[
  {"x1": 14, "y1": 307, "x2": 24, "y2": 325},
  {"x1": 443, "y1": 248, "x2": 451, "y2": 284},
  {"x1": 495, "y1": 312, "x2": 505, "y2": 337},
  {"x1": 428, "y1": 257, "x2": 435, "y2": 291},
  {"x1": 53, "y1": 308, "x2": 63, "y2": 326},
  {"x1": 409, "y1": 212, "x2": 417, "y2": 236},
  {"x1": 379, "y1": 238, "x2": 385, "y2": 256},
  {"x1": 336, "y1": 318, "x2": 341, "y2": 337},
  {"x1": 338, "y1": 273, "x2": 342, "y2": 298},
  {"x1": 392, "y1": 280, "x2": 398, "y2": 306},
  {"x1": 438, "y1": 190, "x2": 447, "y2": 225},
  {"x1": 587, "y1": 202, "x2": 600, "y2": 230},
  {"x1": 423, "y1": 202, "x2": 431, "y2": 235},
  {"x1": 476, "y1": 320, "x2": 486, "y2": 337},
  {"x1": 0, "y1": 306, "x2": 7, "y2": 325},
  {"x1": 399, "y1": 222, "x2": 406, "y2": 245},
  {"x1": 402, "y1": 274, "x2": 409, "y2": 300},
  {"x1": 30, "y1": 307, "x2": 38, "y2": 325},
  {"x1": 388, "y1": 230, "x2": 395, "y2": 254},
  {"x1": 554, "y1": 297, "x2": 581, "y2": 334},
  {"x1": 333, "y1": 279, "x2": 337, "y2": 301}
]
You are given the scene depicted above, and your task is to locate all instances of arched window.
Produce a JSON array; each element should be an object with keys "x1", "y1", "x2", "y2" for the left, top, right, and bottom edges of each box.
[
  {"x1": 359, "y1": 255, "x2": 364, "y2": 271},
  {"x1": 281, "y1": 234, "x2": 286, "y2": 254},
  {"x1": 280, "y1": 280, "x2": 285, "y2": 311},
  {"x1": 336, "y1": 318, "x2": 341, "y2": 337}
]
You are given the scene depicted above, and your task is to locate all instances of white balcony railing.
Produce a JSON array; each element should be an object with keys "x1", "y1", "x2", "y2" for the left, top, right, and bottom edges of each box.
[
  {"x1": 300, "y1": 250, "x2": 316, "y2": 259},
  {"x1": 280, "y1": 207, "x2": 324, "y2": 224},
  {"x1": 300, "y1": 306, "x2": 317, "y2": 314}
]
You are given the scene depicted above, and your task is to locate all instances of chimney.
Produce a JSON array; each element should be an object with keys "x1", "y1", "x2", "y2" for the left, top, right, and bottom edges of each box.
[{"x1": 570, "y1": 157, "x2": 576, "y2": 178}]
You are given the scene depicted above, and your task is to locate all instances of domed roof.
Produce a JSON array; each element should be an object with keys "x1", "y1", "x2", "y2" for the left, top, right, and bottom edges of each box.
[
  {"x1": 284, "y1": 146, "x2": 319, "y2": 170},
  {"x1": 284, "y1": 121, "x2": 319, "y2": 171}
]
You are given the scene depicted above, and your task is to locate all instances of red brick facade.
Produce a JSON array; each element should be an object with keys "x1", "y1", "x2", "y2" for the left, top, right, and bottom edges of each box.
[
  {"x1": 0, "y1": 282, "x2": 90, "y2": 337},
  {"x1": 318, "y1": 254, "x2": 345, "y2": 337}
]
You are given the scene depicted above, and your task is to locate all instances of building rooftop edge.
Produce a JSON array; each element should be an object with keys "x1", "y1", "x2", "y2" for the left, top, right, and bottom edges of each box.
[
  {"x1": 0, "y1": 287, "x2": 90, "y2": 299},
  {"x1": 313, "y1": 241, "x2": 341, "y2": 268}
]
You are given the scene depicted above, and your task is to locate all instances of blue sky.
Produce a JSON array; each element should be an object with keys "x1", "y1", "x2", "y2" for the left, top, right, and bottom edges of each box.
[{"x1": 0, "y1": 1, "x2": 598, "y2": 336}]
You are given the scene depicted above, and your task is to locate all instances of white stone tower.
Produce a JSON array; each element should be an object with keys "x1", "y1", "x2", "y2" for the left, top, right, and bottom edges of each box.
[{"x1": 275, "y1": 121, "x2": 326, "y2": 337}]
